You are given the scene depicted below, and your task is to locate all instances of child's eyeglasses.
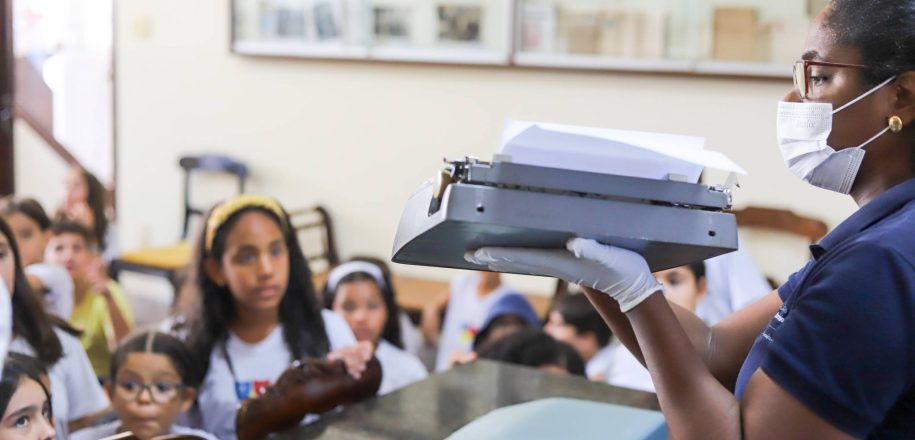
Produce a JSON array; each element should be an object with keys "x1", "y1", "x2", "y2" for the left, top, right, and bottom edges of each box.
[
  {"x1": 115, "y1": 380, "x2": 185, "y2": 404},
  {"x1": 793, "y1": 60, "x2": 871, "y2": 99}
]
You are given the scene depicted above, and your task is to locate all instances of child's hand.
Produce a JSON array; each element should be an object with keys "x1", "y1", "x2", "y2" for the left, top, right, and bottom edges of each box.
[
  {"x1": 447, "y1": 350, "x2": 478, "y2": 369},
  {"x1": 65, "y1": 201, "x2": 95, "y2": 228},
  {"x1": 327, "y1": 341, "x2": 374, "y2": 379},
  {"x1": 86, "y1": 256, "x2": 110, "y2": 295}
]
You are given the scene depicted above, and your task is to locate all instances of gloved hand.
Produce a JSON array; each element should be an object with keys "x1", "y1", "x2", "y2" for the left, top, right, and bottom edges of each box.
[{"x1": 465, "y1": 238, "x2": 663, "y2": 313}]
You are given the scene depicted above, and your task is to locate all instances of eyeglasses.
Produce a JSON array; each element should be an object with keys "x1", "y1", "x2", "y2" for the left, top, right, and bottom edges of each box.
[
  {"x1": 114, "y1": 380, "x2": 184, "y2": 404},
  {"x1": 793, "y1": 60, "x2": 870, "y2": 99}
]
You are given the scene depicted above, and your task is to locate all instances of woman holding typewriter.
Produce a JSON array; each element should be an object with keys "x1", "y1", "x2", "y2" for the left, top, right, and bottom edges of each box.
[{"x1": 468, "y1": 1, "x2": 915, "y2": 438}]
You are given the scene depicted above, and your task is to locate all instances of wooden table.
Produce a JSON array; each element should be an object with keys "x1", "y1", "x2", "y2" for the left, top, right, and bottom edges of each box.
[{"x1": 113, "y1": 245, "x2": 552, "y2": 318}]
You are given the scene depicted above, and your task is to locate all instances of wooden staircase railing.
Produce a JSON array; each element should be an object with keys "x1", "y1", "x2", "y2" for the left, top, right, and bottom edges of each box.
[{"x1": 13, "y1": 57, "x2": 79, "y2": 167}]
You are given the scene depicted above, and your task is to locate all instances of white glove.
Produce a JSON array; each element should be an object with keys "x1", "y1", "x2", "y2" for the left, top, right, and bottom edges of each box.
[{"x1": 466, "y1": 238, "x2": 663, "y2": 313}]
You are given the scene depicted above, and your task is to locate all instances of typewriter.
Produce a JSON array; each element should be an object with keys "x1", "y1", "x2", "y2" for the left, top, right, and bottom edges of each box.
[{"x1": 391, "y1": 156, "x2": 738, "y2": 274}]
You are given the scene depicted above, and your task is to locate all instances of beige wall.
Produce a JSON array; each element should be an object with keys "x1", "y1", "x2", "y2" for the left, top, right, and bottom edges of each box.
[
  {"x1": 13, "y1": 121, "x2": 69, "y2": 212},
  {"x1": 114, "y1": 0, "x2": 857, "y2": 294}
]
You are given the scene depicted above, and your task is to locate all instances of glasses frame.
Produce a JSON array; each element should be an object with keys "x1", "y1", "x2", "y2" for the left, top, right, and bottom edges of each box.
[
  {"x1": 114, "y1": 380, "x2": 186, "y2": 404},
  {"x1": 793, "y1": 60, "x2": 871, "y2": 99}
]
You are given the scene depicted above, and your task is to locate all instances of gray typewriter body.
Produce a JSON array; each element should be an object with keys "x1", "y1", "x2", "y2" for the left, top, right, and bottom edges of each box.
[{"x1": 391, "y1": 158, "x2": 738, "y2": 274}]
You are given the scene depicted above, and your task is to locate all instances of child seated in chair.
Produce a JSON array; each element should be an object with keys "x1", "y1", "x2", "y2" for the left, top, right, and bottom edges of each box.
[
  {"x1": 71, "y1": 332, "x2": 217, "y2": 440},
  {"x1": 45, "y1": 222, "x2": 134, "y2": 378}
]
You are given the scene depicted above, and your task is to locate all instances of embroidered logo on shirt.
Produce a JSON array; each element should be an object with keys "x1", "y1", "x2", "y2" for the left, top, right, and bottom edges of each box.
[
  {"x1": 761, "y1": 304, "x2": 789, "y2": 343},
  {"x1": 234, "y1": 380, "x2": 271, "y2": 401}
]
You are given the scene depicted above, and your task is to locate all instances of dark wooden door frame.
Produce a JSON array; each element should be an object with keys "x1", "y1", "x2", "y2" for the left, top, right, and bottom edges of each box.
[{"x1": 0, "y1": 0, "x2": 14, "y2": 196}]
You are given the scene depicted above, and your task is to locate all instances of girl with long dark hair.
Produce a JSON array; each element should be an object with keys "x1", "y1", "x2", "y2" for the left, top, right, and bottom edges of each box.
[{"x1": 179, "y1": 194, "x2": 371, "y2": 439}]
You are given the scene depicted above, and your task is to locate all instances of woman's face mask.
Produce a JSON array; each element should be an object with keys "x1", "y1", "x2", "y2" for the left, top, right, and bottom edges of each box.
[{"x1": 777, "y1": 75, "x2": 896, "y2": 195}]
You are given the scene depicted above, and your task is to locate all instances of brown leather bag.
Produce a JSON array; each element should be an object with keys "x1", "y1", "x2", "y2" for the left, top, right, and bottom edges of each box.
[{"x1": 235, "y1": 357, "x2": 382, "y2": 440}]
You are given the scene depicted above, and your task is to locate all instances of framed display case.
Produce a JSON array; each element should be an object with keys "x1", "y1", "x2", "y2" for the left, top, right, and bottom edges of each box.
[
  {"x1": 231, "y1": 0, "x2": 824, "y2": 78},
  {"x1": 231, "y1": 0, "x2": 514, "y2": 65}
]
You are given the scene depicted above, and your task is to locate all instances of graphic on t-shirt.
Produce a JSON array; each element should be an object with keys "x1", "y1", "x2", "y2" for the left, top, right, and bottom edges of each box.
[
  {"x1": 458, "y1": 324, "x2": 478, "y2": 345},
  {"x1": 234, "y1": 379, "x2": 271, "y2": 401}
]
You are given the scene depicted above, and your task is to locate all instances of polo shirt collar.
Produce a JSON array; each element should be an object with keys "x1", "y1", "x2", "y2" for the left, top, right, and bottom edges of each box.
[{"x1": 811, "y1": 178, "x2": 915, "y2": 260}]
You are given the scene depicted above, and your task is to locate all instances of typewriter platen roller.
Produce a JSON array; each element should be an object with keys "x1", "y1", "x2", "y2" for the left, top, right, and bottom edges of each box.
[{"x1": 391, "y1": 157, "x2": 738, "y2": 274}]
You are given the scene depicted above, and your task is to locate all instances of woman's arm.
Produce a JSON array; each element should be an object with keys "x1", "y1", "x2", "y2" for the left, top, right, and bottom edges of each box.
[
  {"x1": 584, "y1": 288, "x2": 782, "y2": 391},
  {"x1": 622, "y1": 292, "x2": 854, "y2": 440}
]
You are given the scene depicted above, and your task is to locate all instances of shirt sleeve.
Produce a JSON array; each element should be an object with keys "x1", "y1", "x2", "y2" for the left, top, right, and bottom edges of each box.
[
  {"x1": 776, "y1": 259, "x2": 815, "y2": 302},
  {"x1": 25, "y1": 264, "x2": 74, "y2": 319},
  {"x1": 59, "y1": 331, "x2": 110, "y2": 420},
  {"x1": 322, "y1": 309, "x2": 357, "y2": 350},
  {"x1": 761, "y1": 243, "x2": 915, "y2": 438}
]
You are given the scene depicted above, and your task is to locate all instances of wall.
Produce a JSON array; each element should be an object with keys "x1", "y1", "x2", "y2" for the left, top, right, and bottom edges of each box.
[
  {"x1": 114, "y1": 0, "x2": 857, "y2": 294},
  {"x1": 13, "y1": 121, "x2": 69, "y2": 211}
]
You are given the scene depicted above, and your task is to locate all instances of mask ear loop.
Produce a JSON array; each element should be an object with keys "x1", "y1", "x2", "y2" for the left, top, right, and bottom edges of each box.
[
  {"x1": 856, "y1": 126, "x2": 892, "y2": 149},
  {"x1": 833, "y1": 75, "x2": 897, "y2": 114}
]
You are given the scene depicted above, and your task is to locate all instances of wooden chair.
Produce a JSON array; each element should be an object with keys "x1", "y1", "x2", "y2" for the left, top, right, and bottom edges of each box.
[
  {"x1": 731, "y1": 206, "x2": 828, "y2": 244},
  {"x1": 179, "y1": 154, "x2": 248, "y2": 239},
  {"x1": 730, "y1": 206, "x2": 829, "y2": 287},
  {"x1": 289, "y1": 206, "x2": 339, "y2": 275}
]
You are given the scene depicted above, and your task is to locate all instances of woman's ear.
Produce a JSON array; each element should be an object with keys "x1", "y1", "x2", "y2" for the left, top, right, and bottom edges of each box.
[
  {"x1": 890, "y1": 72, "x2": 915, "y2": 127},
  {"x1": 179, "y1": 387, "x2": 198, "y2": 413},
  {"x1": 204, "y1": 258, "x2": 226, "y2": 287}
]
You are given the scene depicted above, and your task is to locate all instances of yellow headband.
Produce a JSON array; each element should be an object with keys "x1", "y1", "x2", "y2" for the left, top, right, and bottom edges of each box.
[{"x1": 205, "y1": 194, "x2": 288, "y2": 254}]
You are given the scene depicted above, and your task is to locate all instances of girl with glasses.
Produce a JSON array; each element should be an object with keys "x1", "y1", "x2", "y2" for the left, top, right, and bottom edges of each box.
[{"x1": 71, "y1": 332, "x2": 216, "y2": 440}]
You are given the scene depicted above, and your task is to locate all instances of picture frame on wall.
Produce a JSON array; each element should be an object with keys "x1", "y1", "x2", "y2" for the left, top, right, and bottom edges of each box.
[{"x1": 232, "y1": 0, "x2": 511, "y2": 64}]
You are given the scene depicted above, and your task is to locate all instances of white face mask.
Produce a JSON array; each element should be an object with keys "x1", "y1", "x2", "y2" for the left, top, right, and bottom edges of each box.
[{"x1": 777, "y1": 75, "x2": 896, "y2": 194}]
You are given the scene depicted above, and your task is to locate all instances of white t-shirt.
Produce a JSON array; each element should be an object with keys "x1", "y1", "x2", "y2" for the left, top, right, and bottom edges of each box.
[
  {"x1": 694, "y1": 245, "x2": 771, "y2": 325},
  {"x1": 606, "y1": 342, "x2": 655, "y2": 393},
  {"x1": 435, "y1": 274, "x2": 513, "y2": 371},
  {"x1": 0, "y1": 281, "x2": 9, "y2": 380},
  {"x1": 71, "y1": 420, "x2": 218, "y2": 440},
  {"x1": 585, "y1": 343, "x2": 615, "y2": 381},
  {"x1": 195, "y1": 309, "x2": 356, "y2": 440},
  {"x1": 375, "y1": 339, "x2": 427, "y2": 395},
  {"x1": 25, "y1": 263, "x2": 74, "y2": 319},
  {"x1": 10, "y1": 328, "x2": 110, "y2": 439}
]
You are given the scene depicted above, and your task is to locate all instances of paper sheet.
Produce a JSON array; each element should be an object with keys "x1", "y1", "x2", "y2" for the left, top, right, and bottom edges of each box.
[{"x1": 499, "y1": 120, "x2": 746, "y2": 183}]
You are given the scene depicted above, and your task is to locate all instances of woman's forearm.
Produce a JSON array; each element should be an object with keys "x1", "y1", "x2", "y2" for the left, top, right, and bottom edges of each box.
[
  {"x1": 583, "y1": 287, "x2": 780, "y2": 391},
  {"x1": 627, "y1": 293, "x2": 741, "y2": 440},
  {"x1": 582, "y1": 289, "x2": 713, "y2": 372}
]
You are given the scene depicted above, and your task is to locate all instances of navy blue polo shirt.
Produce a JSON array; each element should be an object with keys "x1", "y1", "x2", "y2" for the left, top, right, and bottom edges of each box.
[{"x1": 734, "y1": 178, "x2": 915, "y2": 439}]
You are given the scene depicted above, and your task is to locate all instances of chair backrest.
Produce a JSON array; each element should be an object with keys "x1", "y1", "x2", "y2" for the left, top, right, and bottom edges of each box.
[
  {"x1": 288, "y1": 205, "x2": 340, "y2": 275},
  {"x1": 731, "y1": 206, "x2": 829, "y2": 287},
  {"x1": 179, "y1": 154, "x2": 249, "y2": 238}
]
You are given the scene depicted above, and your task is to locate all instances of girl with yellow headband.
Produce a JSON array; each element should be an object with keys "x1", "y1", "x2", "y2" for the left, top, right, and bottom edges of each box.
[{"x1": 176, "y1": 195, "x2": 373, "y2": 439}]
